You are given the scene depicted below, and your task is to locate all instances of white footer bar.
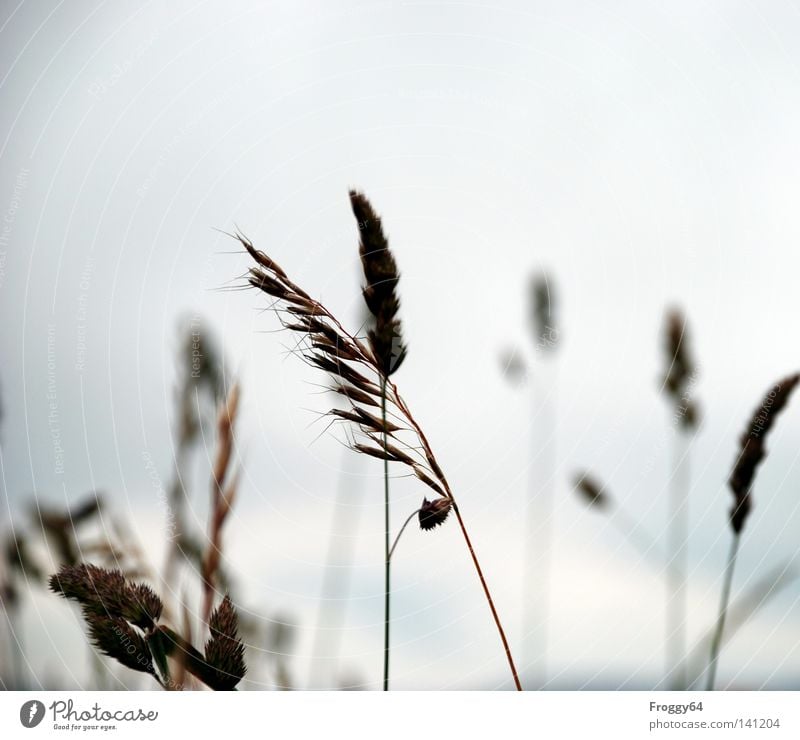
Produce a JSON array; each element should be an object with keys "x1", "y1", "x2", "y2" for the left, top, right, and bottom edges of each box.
[{"x1": 1, "y1": 690, "x2": 796, "y2": 739}]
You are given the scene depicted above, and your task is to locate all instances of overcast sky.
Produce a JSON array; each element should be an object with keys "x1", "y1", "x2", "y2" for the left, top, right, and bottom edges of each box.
[{"x1": 1, "y1": 0, "x2": 800, "y2": 690}]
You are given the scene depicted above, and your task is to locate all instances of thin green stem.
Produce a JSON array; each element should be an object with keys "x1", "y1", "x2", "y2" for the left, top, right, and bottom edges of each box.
[
  {"x1": 388, "y1": 509, "x2": 421, "y2": 561},
  {"x1": 706, "y1": 533, "x2": 740, "y2": 691},
  {"x1": 381, "y1": 376, "x2": 390, "y2": 692}
]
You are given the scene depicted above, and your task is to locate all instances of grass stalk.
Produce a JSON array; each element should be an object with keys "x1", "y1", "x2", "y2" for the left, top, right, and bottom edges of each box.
[
  {"x1": 667, "y1": 432, "x2": 689, "y2": 690},
  {"x1": 5, "y1": 607, "x2": 23, "y2": 689},
  {"x1": 524, "y1": 369, "x2": 555, "y2": 689},
  {"x1": 685, "y1": 558, "x2": 798, "y2": 689},
  {"x1": 388, "y1": 509, "x2": 422, "y2": 561},
  {"x1": 706, "y1": 533, "x2": 740, "y2": 690},
  {"x1": 452, "y1": 502, "x2": 523, "y2": 691},
  {"x1": 201, "y1": 384, "x2": 240, "y2": 625},
  {"x1": 388, "y1": 387, "x2": 522, "y2": 689},
  {"x1": 308, "y1": 450, "x2": 365, "y2": 688},
  {"x1": 706, "y1": 372, "x2": 800, "y2": 688},
  {"x1": 381, "y1": 376, "x2": 391, "y2": 692},
  {"x1": 659, "y1": 308, "x2": 699, "y2": 690},
  {"x1": 524, "y1": 272, "x2": 559, "y2": 689}
]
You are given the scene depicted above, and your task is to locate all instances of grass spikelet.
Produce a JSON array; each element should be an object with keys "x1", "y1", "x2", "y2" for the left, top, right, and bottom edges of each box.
[
  {"x1": 203, "y1": 595, "x2": 247, "y2": 690},
  {"x1": 530, "y1": 273, "x2": 558, "y2": 351},
  {"x1": 86, "y1": 614, "x2": 156, "y2": 676},
  {"x1": 418, "y1": 498, "x2": 452, "y2": 530},
  {"x1": 661, "y1": 308, "x2": 699, "y2": 429},
  {"x1": 573, "y1": 473, "x2": 609, "y2": 509},
  {"x1": 349, "y1": 190, "x2": 407, "y2": 377},
  {"x1": 728, "y1": 373, "x2": 800, "y2": 534},
  {"x1": 49, "y1": 563, "x2": 163, "y2": 631}
]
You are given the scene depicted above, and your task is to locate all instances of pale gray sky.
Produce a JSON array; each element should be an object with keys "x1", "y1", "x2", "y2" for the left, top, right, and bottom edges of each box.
[{"x1": 1, "y1": 0, "x2": 800, "y2": 689}]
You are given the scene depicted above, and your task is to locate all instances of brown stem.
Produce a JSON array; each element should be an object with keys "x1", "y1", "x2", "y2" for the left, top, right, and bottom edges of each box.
[
  {"x1": 452, "y1": 502, "x2": 523, "y2": 691},
  {"x1": 386, "y1": 382, "x2": 522, "y2": 689},
  {"x1": 201, "y1": 384, "x2": 240, "y2": 626}
]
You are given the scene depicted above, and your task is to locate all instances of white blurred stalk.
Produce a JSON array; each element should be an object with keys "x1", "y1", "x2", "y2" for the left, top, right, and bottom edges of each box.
[
  {"x1": 307, "y1": 451, "x2": 364, "y2": 689},
  {"x1": 523, "y1": 353, "x2": 557, "y2": 689},
  {"x1": 666, "y1": 431, "x2": 690, "y2": 690}
]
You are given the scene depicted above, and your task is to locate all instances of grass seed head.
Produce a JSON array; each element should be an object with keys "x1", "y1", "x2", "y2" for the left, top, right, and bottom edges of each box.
[
  {"x1": 49, "y1": 563, "x2": 162, "y2": 631},
  {"x1": 418, "y1": 497, "x2": 452, "y2": 530},
  {"x1": 573, "y1": 472, "x2": 609, "y2": 510},
  {"x1": 240, "y1": 212, "x2": 452, "y2": 504},
  {"x1": 86, "y1": 614, "x2": 155, "y2": 676},
  {"x1": 530, "y1": 273, "x2": 559, "y2": 352},
  {"x1": 204, "y1": 595, "x2": 247, "y2": 690},
  {"x1": 728, "y1": 373, "x2": 800, "y2": 534},
  {"x1": 350, "y1": 190, "x2": 407, "y2": 376},
  {"x1": 660, "y1": 308, "x2": 699, "y2": 430}
]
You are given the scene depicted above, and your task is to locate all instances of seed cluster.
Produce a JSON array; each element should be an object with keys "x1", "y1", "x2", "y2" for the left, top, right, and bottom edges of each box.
[
  {"x1": 661, "y1": 309, "x2": 699, "y2": 429},
  {"x1": 350, "y1": 190, "x2": 407, "y2": 377},
  {"x1": 49, "y1": 564, "x2": 246, "y2": 690},
  {"x1": 573, "y1": 473, "x2": 609, "y2": 510},
  {"x1": 728, "y1": 374, "x2": 800, "y2": 534},
  {"x1": 240, "y1": 196, "x2": 453, "y2": 518}
]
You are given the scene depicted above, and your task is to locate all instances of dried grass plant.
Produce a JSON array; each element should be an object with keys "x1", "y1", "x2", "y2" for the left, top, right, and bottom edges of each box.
[
  {"x1": 659, "y1": 307, "x2": 699, "y2": 689},
  {"x1": 163, "y1": 321, "x2": 225, "y2": 602},
  {"x1": 706, "y1": 373, "x2": 799, "y2": 689},
  {"x1": 201, "y1": 383, "x2": 240, "y2": 625},
  {"x1": 350, "y1": 191, "x2": 405, "y2": 690},
  {"x1": 50, "y1": 564, "x2": 246, "y2": 690},
  {"x1": 235, "y1": 193, "x2": 522, "y2": 690},
  {"x1": 2, "y1": 492, "x2": 155, "y2": 689},
  {"x1": 524, "y1": 272, "x2": 559, "y2": 688}
]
